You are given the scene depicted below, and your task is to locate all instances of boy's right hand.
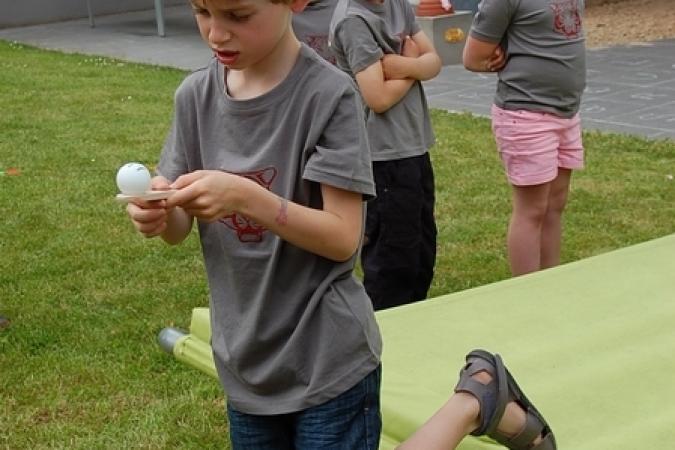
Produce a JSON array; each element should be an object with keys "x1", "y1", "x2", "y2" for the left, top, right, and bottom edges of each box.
[
  {"x1": 401, "y1": 36, "x2": 420, "y2": 58},
  {"x1": 126, "y1": 175, "x2": 172, "y2": 238},
  {"x1": 382, "y1": 37, "x2": 420, "y2": 80}
]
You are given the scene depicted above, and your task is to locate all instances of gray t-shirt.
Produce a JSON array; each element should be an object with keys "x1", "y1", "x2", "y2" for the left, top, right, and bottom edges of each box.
[
  {"x1": 292, "y1": 0, "x2": 338, "y2": 64},
  {"x1": 158, "y1": 45, "x2": 382, "y2": 415},
  {"x1": 470, "y1": 0, "x2": 586, "y2": 118},
  {"x1": 329, "y1": 0, "x2": 435, "y2": 161}
]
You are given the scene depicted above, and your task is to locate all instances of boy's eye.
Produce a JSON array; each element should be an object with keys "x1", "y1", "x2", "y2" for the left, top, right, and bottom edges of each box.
[
  {"x1": 229, "y1": 12, "x2": 252, "y2": 22},
  {"x1": 192, "y1": 7, "x2": 210, "y2": 16}
]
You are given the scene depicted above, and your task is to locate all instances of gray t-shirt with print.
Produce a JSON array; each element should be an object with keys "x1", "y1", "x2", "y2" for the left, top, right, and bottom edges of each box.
[
  {"x1": 329, "y1": 0, "x2": 435, "y2": 162},
  {"x1": 292, "y1": 0, "x2": 338, "y2": 64},
  {"x1": 157, "y1": 45, "x2": 382, "y2": 415},
  {"x1": 470, "y1": 0, "x2": 586, "y2": 118}
]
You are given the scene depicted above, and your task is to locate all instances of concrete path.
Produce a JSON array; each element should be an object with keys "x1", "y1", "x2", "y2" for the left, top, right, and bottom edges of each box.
[{"x1": 1, "y1": 5, "x2": 673, "y2": 140}]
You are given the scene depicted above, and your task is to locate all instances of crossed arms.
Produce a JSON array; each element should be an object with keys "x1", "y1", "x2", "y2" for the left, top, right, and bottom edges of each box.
[
  {"x1": 463, "y1": 34, "x2": 506, "y2": 73},
  {"x1": 354, "y1": 31, "x2": 441, "y2": 114}
]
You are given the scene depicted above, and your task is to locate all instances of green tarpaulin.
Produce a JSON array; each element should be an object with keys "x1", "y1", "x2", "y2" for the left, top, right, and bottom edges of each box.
[{"x1": 166, "y1": 234, "x2": 675, "y2": 449}]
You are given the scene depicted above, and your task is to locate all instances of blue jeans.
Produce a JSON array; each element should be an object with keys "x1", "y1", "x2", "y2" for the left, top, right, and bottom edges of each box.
[{"x1": 227, "y1": 366, "x2": 382, "y2": 450}]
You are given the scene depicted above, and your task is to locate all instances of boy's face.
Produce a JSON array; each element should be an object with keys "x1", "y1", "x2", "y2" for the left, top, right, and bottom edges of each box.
[{"x1": 190, "y1": 0, "x2": 306, "y2": 70}]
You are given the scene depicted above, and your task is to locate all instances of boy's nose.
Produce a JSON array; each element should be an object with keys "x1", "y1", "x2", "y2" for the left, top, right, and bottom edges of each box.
[{"x1": 209, "y1": 21, "x2": 232, "y2": 44}]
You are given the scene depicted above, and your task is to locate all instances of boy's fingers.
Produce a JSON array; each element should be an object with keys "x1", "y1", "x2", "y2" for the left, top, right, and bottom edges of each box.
[
  {"x1": 151, "y1": 175, "x2": 172, "y2": 190},
  {"x1": 138, "y1": 221, "x2": 167, "y2": 238},
  {"x1": 170, "y1": 171, "x2": 205, "y2": 189},
  {"x1": 127, "y1": 204, "x2": 166, "y2": 223},
  {"x1": 165, "y1": 172, "x2": 206, "y2": 208},
  {"x1": 165, "y1": 183, "x2": 201, "y2": 209}
]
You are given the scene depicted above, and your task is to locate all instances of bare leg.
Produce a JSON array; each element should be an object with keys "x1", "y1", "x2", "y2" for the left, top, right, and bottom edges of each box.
[
  {"x1": 507, "y1": 182, "x2": 551, "y2": 276},
  {"x1": 396, "y1": 392, "x2": 479, "y2": 450},
  {"x1": 540, "y1": 169, "x2": 572, "y2": 269},
  {"x1": 396, "y1": 371, "x2": 541, "y2": 450}
]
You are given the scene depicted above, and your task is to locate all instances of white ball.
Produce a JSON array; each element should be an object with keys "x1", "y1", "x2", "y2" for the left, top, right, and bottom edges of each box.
[{"x1": 116, "y1": 162, "x2": 151, "y2": 195}]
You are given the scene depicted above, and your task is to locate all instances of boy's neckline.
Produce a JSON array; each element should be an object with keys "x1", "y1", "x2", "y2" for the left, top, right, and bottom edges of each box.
[
  {"x1": 217, "y1": 44, "x2": 310, "y2": 108},
  {"x1": 223, "y1": 35, "x2": 302, "y2": 100}
]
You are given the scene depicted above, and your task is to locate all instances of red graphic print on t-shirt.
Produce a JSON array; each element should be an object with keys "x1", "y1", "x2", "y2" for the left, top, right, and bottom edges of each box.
[
  {"x1": 550, "y1": 0, "x2": 582, "y2": 39},
  {"x1": 218, "y1": 167, "x2": 277, "y2": 242},
  {"x1": 305, "y1": 34, "x2": 337, "y2": 65}
]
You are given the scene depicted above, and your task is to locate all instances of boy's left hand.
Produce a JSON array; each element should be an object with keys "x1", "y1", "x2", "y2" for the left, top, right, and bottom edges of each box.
[
  {"x1": 166, "y1": 170, "x2": 246, "y2": 222},
  {"x1": 487, "y1": 46, "x2": 507, "y2": 72}
]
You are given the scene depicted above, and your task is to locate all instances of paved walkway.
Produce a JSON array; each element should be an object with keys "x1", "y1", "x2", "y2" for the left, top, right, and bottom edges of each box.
[{"x1": 2, "y1": 5, "x2": 674, "y2": 140}]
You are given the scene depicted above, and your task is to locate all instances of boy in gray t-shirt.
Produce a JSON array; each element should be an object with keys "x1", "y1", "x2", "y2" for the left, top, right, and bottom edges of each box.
[
  {"x1": 292, "y1": 0, "x2": 338, "y2": 64},
  {"x1": 464, "y1": 0, "x2": 586, "y2": 277},
  {"x1": 329, "y1": 0, "x2": 442, "y2": 310},
  {"x1": 124, "y1": 0, "x2": 382, "y2": 448}
]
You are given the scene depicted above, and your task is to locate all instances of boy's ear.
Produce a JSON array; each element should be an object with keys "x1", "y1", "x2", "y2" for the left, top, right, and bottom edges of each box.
[{"x1": 290, "y1": 0, "x2": 311, "y2": 13}]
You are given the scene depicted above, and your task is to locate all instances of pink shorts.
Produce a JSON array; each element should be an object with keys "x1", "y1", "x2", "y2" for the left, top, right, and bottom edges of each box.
[{"x1": 491, "y1": 104, "x2": 584, "y2": 186}]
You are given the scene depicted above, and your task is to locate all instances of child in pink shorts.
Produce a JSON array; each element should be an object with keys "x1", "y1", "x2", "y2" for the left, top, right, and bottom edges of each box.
[{"x1": 463, "y1": 0, "x2": 587, "y2": 276}]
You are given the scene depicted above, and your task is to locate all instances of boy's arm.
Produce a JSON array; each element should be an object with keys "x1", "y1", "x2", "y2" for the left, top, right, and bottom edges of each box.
[
  {"x1": 354, "y1": 63, "x2": 415, "y2": 114},
  {"x1": 463, "y1": 35, "x2": 506, "y2": 72},
  {"x1": 160, "y1": 207, "x2": 193, "y2": 245},
  {"x1": 462, "y1": 0, "x2": 510, "y2": 73},
  {"x1": 166, "y1": 171, "x2": 364, "y2": 262},
  {"x1": 381, "y1": 31, "x2": 442, "y2": 81},
  {"x1": 333, "y1": 18, "x2": 414, "y2": 113}
]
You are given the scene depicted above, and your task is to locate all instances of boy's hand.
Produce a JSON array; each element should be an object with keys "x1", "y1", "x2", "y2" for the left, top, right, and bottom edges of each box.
[
  {"x1": 167, "y1": 170, "x2": 251, "y2": 222},
  {"x1": 486, "y1": 45, "x2": 506, "y2": 72},
  {"x1": 126, "y1": 175, "x2": 171, "y2": 238},
  {"x1": 401, "y1": 36, "x2": 420, "y2": 58},
  {"x1": 381, "y1": 37, "x2": 420, "y2": 80}
]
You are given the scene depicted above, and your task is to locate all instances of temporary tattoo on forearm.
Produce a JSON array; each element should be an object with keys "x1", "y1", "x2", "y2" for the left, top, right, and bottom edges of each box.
[{"x1": 275, "y1": 198, "x2": 288, "y2": 225}]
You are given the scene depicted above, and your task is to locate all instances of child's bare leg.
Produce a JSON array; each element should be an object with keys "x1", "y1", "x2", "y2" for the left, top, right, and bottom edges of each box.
[
  {"x1": 540, "y1": 169, "x2": 572, "y2": 269},
  {"x1": 396, "y1": 392, "x2": 478, "y2": 450},
  {"x1": 507, "y1": 183, "x2": 551, "y2": 276}
]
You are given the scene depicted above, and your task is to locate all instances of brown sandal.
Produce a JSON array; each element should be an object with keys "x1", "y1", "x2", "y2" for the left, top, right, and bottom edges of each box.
[{"x1": 454, "y1": 349, "x2": 557, "y2": 449}]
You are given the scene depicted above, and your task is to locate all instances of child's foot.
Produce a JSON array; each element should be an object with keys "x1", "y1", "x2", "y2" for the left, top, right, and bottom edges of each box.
[{"x1": 454, "y1": 349, "x2": 556, "y2": 449}]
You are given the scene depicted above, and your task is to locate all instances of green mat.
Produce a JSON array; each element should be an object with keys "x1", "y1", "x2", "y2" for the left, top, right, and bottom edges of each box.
[{"x1": 167, "y1": 234, "x2": 675, "y2": 449}]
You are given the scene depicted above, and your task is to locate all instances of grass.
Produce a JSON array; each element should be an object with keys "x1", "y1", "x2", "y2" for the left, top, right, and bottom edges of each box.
[{"x1": 1, "y1": 40, "x2": 674, "y2": 448}]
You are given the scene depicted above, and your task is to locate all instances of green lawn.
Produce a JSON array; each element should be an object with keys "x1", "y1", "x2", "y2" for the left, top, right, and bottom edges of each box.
[{"x1": 1, "y1": 40, "x2": 673, "y2": 448}]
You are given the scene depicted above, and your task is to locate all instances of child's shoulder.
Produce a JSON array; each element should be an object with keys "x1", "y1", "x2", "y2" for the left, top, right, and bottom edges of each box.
[
  {"x1": 336, "y1": 0, "x2": 369, "y2": 19},
  {"x1": 340, "y1": 0, "x2": 410, "y2": 14},
  {"x1": 297, "y1": 44, "x2": 359, "y2": 96},
  {"x1": 172, "y1": 60, "x2": 217, "y2": 103}
]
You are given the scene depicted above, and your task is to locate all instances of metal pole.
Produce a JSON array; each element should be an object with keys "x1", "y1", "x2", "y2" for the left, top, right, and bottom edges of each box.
[
  {"x1": 154, "y1": 0, "x2": 166, "y2": 37},
  {"x1": 85, "y1": 0, "x2": 95, "y2": 27}
]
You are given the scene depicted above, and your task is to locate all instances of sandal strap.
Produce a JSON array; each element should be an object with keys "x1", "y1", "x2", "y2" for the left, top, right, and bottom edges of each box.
[
  {"x1": 531, "y1": 431, "x2": 556, "y2": 450},
  {"x1": 454, "y1": 376, "x2": 498, "y2": 435},
  {"x1": 453, "y1": 350, "x2": 509, "y2": 436},
  {"x1": 496, "y1": 408, "x2": 545, "y2": 449},
  {"x1": 490, "y1": 364, "x2": 557, "y2": 450},
  {"x1": 455, "y1": 350, "x2": 557, "y2": 450}
]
